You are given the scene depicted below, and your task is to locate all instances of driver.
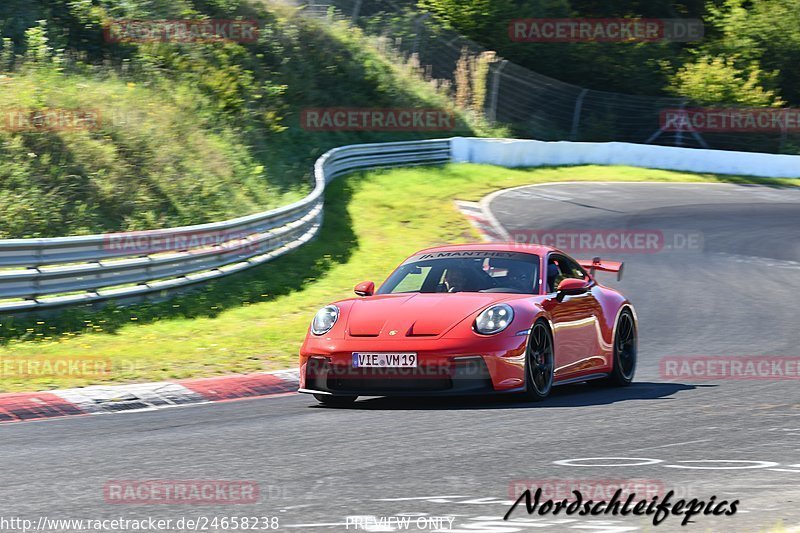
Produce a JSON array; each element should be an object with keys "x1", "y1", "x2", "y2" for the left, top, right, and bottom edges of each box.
[
  {"x1": 508, "y1": 263, "x2": 535, "y2": 293},
  {"x1": 492, "y1": 259, "x2": 535, "y2": 293},
  {"x1": 443, "y1": 266, "x2": 472, "y2": 292}
]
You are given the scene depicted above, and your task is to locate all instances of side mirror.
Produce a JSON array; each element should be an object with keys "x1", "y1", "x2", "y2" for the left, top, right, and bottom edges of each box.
[
  {"x1": 354, "y1": 281, "x2": 375, "y2": 297},
  {"x1": 557, "y1": 278, "x2": 590, "y2": 298}
]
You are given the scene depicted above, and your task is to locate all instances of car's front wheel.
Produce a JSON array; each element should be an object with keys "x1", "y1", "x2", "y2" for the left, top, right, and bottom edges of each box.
[
  {"x1": 607, "y1": 308, "x2": 637, "y2": 386},
  {"x1": 313, "y1": 394, "x2": 358, "y2": 406},
  {"x1": 522, "y1": 320, "x2": 554, "y2": 401}
]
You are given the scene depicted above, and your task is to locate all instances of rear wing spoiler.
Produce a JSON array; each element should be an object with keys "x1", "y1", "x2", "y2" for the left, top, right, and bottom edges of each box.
[{"x1": 579, "y1": 257, "x2": 624, "y2": 281}]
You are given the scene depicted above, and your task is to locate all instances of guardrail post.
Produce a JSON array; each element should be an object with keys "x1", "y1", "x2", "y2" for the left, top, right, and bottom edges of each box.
[{"x1": 487, "y1": 60, "x2": 508, "y2": 124}]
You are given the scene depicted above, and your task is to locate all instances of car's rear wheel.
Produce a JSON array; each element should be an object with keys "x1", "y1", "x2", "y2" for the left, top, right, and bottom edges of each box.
[
  {"x1": 607, "y1": 308, "x2": 637, "y2": 386},
  {"x1": 522, "y1": 320, "x2": 554, "y2": 401},
  {"x1": 313, "y1": 394, "x2": 358, "y2": 406}
]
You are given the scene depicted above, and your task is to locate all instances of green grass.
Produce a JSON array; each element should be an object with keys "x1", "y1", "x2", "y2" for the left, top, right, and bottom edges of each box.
[
  {"x1": 0, "y1": 1, "x2": 500, "y2": 238},
  {"x1": 0, "y1": 69, "x2": 309, "y2": 237},
  {"x1": 0, "y1": 163, "x2": 797, "y2": 393}
]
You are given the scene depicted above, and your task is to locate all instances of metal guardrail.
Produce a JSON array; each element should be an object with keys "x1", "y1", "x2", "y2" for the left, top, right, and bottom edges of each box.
[{"x1": 0, "y1": 139, "x2": 452, "y2": 313}]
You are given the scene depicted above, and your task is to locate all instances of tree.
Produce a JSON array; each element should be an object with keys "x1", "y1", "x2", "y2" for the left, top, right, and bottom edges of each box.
[
  {"x1": 417, "y1": 0, "x2": 516, "y2": 50},
  {"x1": 699, "y1": 0, "x2": 800, "y2": 104},
  {"x1": 668, "y1": 54, "x2": 783, "y2": 106}
]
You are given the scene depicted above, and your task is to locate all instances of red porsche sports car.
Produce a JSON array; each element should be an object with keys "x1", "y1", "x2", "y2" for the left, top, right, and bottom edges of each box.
[{"x1": 299, "y1": 243, "x2": 637, "y2": 406}]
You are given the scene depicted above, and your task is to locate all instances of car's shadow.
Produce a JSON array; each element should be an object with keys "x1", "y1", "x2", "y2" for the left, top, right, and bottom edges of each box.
[{"x1": 310, "y1": 381, "x2": 711, "y2": 410}]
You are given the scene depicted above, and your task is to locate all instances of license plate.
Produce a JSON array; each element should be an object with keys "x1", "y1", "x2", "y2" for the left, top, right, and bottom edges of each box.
[{"x1": 352, "y1": 352, "x2": 418, "y2": 368}]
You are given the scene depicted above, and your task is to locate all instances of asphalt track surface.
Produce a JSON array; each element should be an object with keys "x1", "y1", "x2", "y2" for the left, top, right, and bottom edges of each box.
[{"x1": 2, "y1": 183, "x2": 800, "y2": 533}]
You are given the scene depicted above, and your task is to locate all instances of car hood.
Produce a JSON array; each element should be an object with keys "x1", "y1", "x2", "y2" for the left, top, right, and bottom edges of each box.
[{"x1": 344, "y1": 293, "x2": 514, "y2": 338}]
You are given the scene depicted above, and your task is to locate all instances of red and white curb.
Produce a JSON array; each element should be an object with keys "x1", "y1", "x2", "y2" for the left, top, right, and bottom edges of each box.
[
  {"x1": 454, "y1": 200, "x2": 510, "y2": 242},
  {"x1": 0, "y1": 369, "x2": 299, "y2": 423}
]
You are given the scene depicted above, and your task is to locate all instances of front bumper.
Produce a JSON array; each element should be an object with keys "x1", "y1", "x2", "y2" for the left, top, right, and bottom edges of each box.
[{"x1": 299, "y1": 335, "x2": 527, "y2": 397}]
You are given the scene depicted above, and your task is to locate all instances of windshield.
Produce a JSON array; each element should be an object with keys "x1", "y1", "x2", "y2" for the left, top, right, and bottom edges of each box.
[{"x1": 377, "y1": 251, "x2": 540, "y2": 295}]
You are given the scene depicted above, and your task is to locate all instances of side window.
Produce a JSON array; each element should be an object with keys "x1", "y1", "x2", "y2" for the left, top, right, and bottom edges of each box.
[
  {"x1": 546, "y1": 255, "x2": 586, "y2": 292},
  {"x1": 546, "y1": 256, "x2": 563, "y2": 293},
  {"x1": 561, "y1": 256, "x2": 587, "y2": 280}
]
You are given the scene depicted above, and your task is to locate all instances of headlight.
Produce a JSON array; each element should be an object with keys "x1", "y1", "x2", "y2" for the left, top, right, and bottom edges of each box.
[
  {"x1": 474, "y1": 304, "x2": 514, "y2": 335},
  {"x1": 311, "y1": 305, "x2": 339, "y2": 335}
]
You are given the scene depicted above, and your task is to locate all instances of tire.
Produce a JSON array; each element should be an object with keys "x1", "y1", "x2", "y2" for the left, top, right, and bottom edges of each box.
[
  {"x1": 607, "y1": 308, "x2": 637, "y2": 386},
  {"x1": 522, "y1": 320, "x2": 555, "y2": 401},
  {"x1": 313, "y1": 394, "x2": 358, "y2": 406}
]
